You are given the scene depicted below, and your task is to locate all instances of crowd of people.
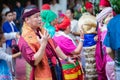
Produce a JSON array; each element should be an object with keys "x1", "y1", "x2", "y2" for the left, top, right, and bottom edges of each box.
[{"x1": 0, "y1": 0, "x2": 120, "y2": 80}]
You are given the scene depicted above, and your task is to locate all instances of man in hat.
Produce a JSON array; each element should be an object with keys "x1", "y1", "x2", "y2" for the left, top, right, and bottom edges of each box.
[{"x1": 19, "y1": 7, "x2": 75, "y2": 80}]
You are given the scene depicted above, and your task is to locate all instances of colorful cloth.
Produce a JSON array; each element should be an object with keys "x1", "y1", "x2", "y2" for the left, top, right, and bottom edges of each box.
[
  {"x1": 96, "y1": 7, "x2": 114, "y2": 80},
  {"x1": 19, "y1": 22, "x2": 64, "y2": 80},
  {"x1": 18, "y1": 22, "x2": 52, "y2": 80},
  {"x1": 61, "y1": 60, "x2": 83, "y2": 80},
  {"x1": 83, "y1": 45, "x2": 97, "y2": 80},
  {"x1": 95, "y1": 27, "x2": 107, "y2": 80},
  {"x1": 96, "y1": 7, "x2": 112, "y2": 23},
  {"x1": 53, "y1": 31, "x2": 84, "y2": 80},
  {"x1": 54, "y1": 31, "x2": 76, "y2": 55},
  {"x1": 40, "y1": 10, "x2": 57, "y2": 37}
]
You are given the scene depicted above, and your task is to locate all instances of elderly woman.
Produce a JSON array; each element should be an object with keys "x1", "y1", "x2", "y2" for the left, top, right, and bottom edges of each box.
[
  {"x1": 53, "y1": 15, "x2": 84, "y2": 80},
  {"x1": 96, "y1": 7, "x2": 115, "y2": 80}
]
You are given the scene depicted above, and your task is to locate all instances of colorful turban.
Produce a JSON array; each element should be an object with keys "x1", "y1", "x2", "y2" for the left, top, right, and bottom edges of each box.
[
  {"x1": 96, "y1": 7, "x2": 113, "y2": 22},
  {"x1": 22, "y1": 8, "x2": 40, "y2": 20},
  {"x1": 42, "y1": 4, "x2": 50, "y2": 10},
  {"x1": 40, "y1": 10, "x2": 57, "y2": 37},
  {"x1": 99, "y1": 0, "x2": 110, "y2": 7},
  {"x1": 56, "y1": 15, "x2": 70, "y2": 31},
  {"x1": 85, "y1": 2, "x2": 93, "y2": 10},
  {"x1": 40, "y1": 10, "x2": 57, "y2": 24}
]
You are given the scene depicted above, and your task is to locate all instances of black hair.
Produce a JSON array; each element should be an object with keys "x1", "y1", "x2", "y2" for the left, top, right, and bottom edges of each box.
[
  {"x1": 0, "y1": 32, "x2": 3, "y2": 41},
  {"x1": 2, "y1": 1, "x2": 9, "y2": 6},
  {"x1": 5, "y1": 11, "x2": 13, "y2": 16}
]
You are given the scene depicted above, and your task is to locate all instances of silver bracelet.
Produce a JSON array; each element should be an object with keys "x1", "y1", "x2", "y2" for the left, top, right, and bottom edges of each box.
[{"x1": 80, "y1": 38, "x2": 84, "y2": 42}]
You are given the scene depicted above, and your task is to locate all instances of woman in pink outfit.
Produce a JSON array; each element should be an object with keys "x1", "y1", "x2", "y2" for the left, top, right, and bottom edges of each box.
[{"x1": 96, "y1": 7, "x2": 115, "y2": 80}]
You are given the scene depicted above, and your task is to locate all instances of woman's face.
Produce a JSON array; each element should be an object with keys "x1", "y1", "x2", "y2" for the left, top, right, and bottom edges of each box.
[
  {"x1": 65, "y1": 10, "x2": 72, "y2": 19},
  {"x1": 28, "y1": 12, "x2": 42, "y2": 29}
]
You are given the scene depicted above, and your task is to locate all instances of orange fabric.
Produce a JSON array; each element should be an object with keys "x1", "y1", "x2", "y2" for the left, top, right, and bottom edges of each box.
[{"x1": 22, "y1": 22, "x2": 52, "y2": 80}]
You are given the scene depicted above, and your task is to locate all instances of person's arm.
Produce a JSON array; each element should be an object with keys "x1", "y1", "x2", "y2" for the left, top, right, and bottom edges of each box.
[
  {"x1": 55, "y1": 46, "x2": 75, "y2": 65},
  {"x1": 33, "y1": 42, "x2": 47, "y2": 66},
  {"x1": 72, "y1": 32, "x2": 80, "y2": 36},
  {"x1": 55, "y1": 46, "x2": 67, "y2": 60},
  {"x1": 72, "y1": 30, "x2": 84, "y2": 55},
  {"x1": 4, "y1": 32, "x2": 20, "y2": 40},
  {"x1": 34, "y1": 31, "x2": 49, "y2": 66},
  {"x1": 12, "y1": 52, "x2": 21, "y2": 58},
  {"x1": 72, "y1": 40, "x2": 83, "y2": 55},
  {"x1": 0, "y1": 51, "x2": 12, "y2": 62}
]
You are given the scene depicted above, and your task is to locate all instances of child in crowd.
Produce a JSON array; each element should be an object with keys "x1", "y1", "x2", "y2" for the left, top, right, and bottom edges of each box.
[{"x1": 0, "y1": 32, "x2": 21, "y2": 80}]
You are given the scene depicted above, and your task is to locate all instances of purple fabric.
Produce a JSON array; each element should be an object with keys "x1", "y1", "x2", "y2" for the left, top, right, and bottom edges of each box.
[
  {"x1": 95, "y1": 27, "x2": 107, "y2": 80},
  {"x1": 22, "y1": 8, "x2": 40, "y2": 20},
  {"x1": 18, "y1": 36, "x2": 35, "y2": 80},
  {"x1": 45, "y1": 39, "x2": 57, "y2": 58},
  {"x1": 53, "y1": 35, "x2": 76, "y2": 55}
]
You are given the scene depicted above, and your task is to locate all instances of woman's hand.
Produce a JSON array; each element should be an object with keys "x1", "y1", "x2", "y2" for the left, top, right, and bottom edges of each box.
[
  {"x1": 94, "y1": 35, "x2": 98, "y2": 41},
  {"x1": 80, "y1": 30, "x2": 84, "y2": 39},
  {"x1": 65, "y1": 57, "x2": 76, "y2": 66},
  {"x1": 16, "y1": 33, "x2": 20, "y2": 39}
]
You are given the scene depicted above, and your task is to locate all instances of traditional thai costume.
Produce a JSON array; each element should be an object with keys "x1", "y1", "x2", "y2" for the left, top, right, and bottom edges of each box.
[
  {"x1": 19, "y1": 22, "x2": 63, "y2": 80},
  {"x1": 78, "y1": 13, "x2": 97, "y2": 80},
  {"x1": 53, "y1": 15, "x2": 84, "y2": 80},
  {"x1": 96, "y1": 7, "x2": 114, "y2": 80}
]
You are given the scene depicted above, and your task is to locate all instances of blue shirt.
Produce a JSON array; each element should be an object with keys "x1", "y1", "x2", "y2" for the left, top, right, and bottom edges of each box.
[
  {"x1": 83, "y1": 34, "x2": 97, "y2": 47},
  {"x1": 2, "y1": 21, "x2": 18, "y2": 47},
  {"x1": 104, "y1": 15, "x2": 120, "y2": 50}
]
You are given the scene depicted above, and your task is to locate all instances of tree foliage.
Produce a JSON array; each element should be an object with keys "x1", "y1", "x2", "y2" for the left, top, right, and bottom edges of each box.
[{"x1": 109, "y1": 0, "x2": 120, "y2": 14}]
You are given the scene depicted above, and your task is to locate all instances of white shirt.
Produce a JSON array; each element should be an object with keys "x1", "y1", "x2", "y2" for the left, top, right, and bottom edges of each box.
[
  {"x1": 0, "y1": 47, "x2": 12, "y2": 63},
  {"x1": 71, "y1": 19, "x2": 78, "y2": 33}
]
